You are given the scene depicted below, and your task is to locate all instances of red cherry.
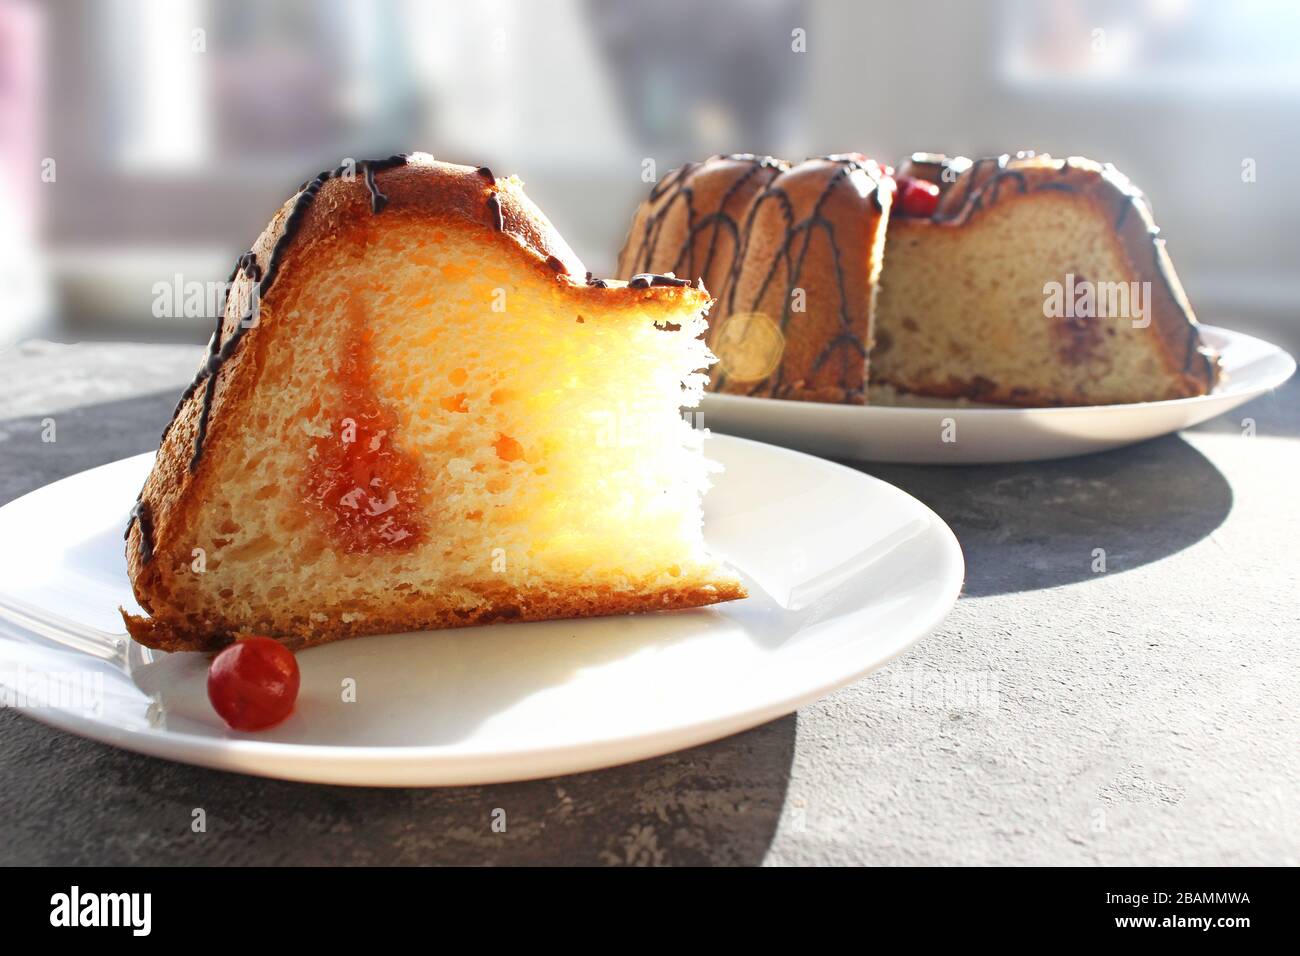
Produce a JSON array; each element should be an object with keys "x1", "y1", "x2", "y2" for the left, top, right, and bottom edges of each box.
[
  {"x1": 895, "y1": 176, "x2": 940, "y2": 217},
  {"x1": 207, "y1": 636, "x2": 300, "y2": 731}
]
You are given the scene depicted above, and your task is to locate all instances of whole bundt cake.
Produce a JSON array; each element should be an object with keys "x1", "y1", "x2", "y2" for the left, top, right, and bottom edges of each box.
[
  {"x1": 124, "y1": 153, "x2": 744, "y2": 653},
  {"x1": 617, "y1": 150, "x2": 1220, "y2": 407}
]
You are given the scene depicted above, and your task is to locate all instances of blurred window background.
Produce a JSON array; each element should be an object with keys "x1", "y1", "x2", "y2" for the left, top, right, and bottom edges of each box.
[{"x1": 2, "y1": 0, "x2": 1297, "y2": 349}]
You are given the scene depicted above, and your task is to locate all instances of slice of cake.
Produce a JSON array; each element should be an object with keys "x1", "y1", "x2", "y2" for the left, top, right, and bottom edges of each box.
[
  {"x1": 123, "y1": 153, "x2": 744, "y2": 653},
  {"x1": 618, "y1": 150, "x2": 1219, "y2": 407},
  {"x1": 871, "y1": 152, "x2": 1220, "y2": 405}
]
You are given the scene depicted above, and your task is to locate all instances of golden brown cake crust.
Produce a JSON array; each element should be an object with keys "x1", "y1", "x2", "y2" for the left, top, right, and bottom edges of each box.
[
  {"x1": 122, "y1": 153, "x2": 725, "y2": 652},
  {"x1": 127, "y1": 581, "x2": 748, "y2": 654},
  {"x1": 889, "y1": 152, "x2": 1220, "y2": 402}
]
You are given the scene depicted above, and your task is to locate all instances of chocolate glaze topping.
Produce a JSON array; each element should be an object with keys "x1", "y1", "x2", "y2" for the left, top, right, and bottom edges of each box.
[
  {"x1": 362, "y1": 162, "x2": 387, "y2": 213},
  {"x1": 486, "y1": 192, "x2": 504, "y2": 231},
  {"x1": 625, "y1": 153, "x2": 888, "y2": 399},
  {"x1": 125, "y1": 497, "x2": 154, "y2": 564},
  {"x1": 646, "y1": 161, "x2": 696, "y2": 203},
  {"x1": 628, "y1": 272, "x2": 693, "y2": 289},
  {"x1": 135, "y1": 154, "x2": 412, "y2": 563},
  {"x1": 624, "y1": 154, "x2": 787, "y2": 293},
  {"x1": 720, "y1": 155, "x2": 887, "y2": 397},
  {"x1": 979, "y1": 168, "x2": 1028, "y2": 209}
]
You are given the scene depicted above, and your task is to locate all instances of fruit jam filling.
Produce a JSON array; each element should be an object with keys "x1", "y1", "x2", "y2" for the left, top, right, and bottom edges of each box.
[{"x1": 304, "y1": 322, "x2": 425, "y2": 554}]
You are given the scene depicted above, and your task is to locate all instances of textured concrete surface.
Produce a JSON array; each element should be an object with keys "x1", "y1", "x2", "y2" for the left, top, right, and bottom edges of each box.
[{"x1": 0, "y1": 341, "x2": 1296, "y2": 866}]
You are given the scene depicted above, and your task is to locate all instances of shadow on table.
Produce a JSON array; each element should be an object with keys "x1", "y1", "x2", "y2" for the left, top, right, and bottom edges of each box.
[
  {"x1": 862, "y1": 432, "x2": 1233, "y2": 598},
  {"x1": 2, "y1": 707, "x2": 796, "y2": 865}
]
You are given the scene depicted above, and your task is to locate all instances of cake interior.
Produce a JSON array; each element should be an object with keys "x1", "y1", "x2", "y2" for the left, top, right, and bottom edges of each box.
[
  {"x1": 872, "y1": 191, "x2": 1181, "y2": 406},
  {"x1": 176, "y1": 214, "x2": 731, "y2": 637}
]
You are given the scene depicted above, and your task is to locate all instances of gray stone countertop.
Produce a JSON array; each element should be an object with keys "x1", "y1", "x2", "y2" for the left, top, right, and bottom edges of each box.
[{"x1": 1, "y1": 339, "x2": 1296, "y2": 866}]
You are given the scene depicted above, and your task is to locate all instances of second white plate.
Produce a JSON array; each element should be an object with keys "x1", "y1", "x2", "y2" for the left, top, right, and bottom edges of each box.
[
  {"x1": 701, "y1": 325, "x2": 1295, "y2": 464},
  {"x1": 0, "y1": 434, "x2": 962, "y2": 787}
]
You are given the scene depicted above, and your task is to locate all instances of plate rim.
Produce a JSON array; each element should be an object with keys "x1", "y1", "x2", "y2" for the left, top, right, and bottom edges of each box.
[
  {"x1": 0, "y1": 433, "x2": 965, "y2": 786},
  {"x1": 701, "y1": 324, "x2": 1295, "y2": 418}
]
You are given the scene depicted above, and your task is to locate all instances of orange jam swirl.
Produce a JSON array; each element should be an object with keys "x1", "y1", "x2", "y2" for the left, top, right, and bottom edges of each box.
[{"x1": 304, "y1": 326, "x2": 425, "y2": 554}]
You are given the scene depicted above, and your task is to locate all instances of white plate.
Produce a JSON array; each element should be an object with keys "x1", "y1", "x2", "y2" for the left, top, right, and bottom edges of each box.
[
  {"x1": 701, "y1": 325, "x2": 1296, "y2": 464},
  {"x1": 0, "y1": 435, "x2": 962, "y2": 787}
]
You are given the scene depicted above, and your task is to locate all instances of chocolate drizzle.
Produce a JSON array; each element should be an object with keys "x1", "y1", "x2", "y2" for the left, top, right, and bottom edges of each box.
[
  {"x1": 125, "y1": 497, "x2": 154, "y2": 564},
  {"x1": 979, "y1": 169, "x2": 1027, "y2": 209},
  {"x1": 623, "y1": 154, "x2": 786, "y2": 296},
  {"x1": 476, "y1": 163, "x2": 505, "y2": 231},
  {"x1": 136, "y1": 153, "x2": 410, "y2": 562},
  {"x1": 719, "y1": 156, "x2": 884, "y2": 397},
  {"x1": 362, "y1": 162, "x2": 387, "y2": 213},
  {"x1": 937, "y1": 154, "x2": 1008, "y2": 222},
  {"x1": 647, "y1": 161, "x2": 696, "y2": 202},
  {"x1": 628, "y1": 272, "x2": 692, "y2": 289},
  {"x1": 1115, "y1": 197, "x2": 1136, "y2": 230},
  {"x1": 927, "y1": 153, "x2": 1156, "y2": 241},
  {"x1": 622, "y1": 153, "x2": 886, "y2": 399}
]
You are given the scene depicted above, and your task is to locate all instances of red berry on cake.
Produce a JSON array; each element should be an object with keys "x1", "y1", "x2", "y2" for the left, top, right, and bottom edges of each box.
[{"x1": 894, "y1": 175, "x2": 941, "y2": 218}]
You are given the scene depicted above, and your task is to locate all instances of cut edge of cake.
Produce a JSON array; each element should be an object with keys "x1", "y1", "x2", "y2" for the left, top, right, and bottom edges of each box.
[{"x1": 870, "y1": 151, "x2": 1221, "y2": 406}]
